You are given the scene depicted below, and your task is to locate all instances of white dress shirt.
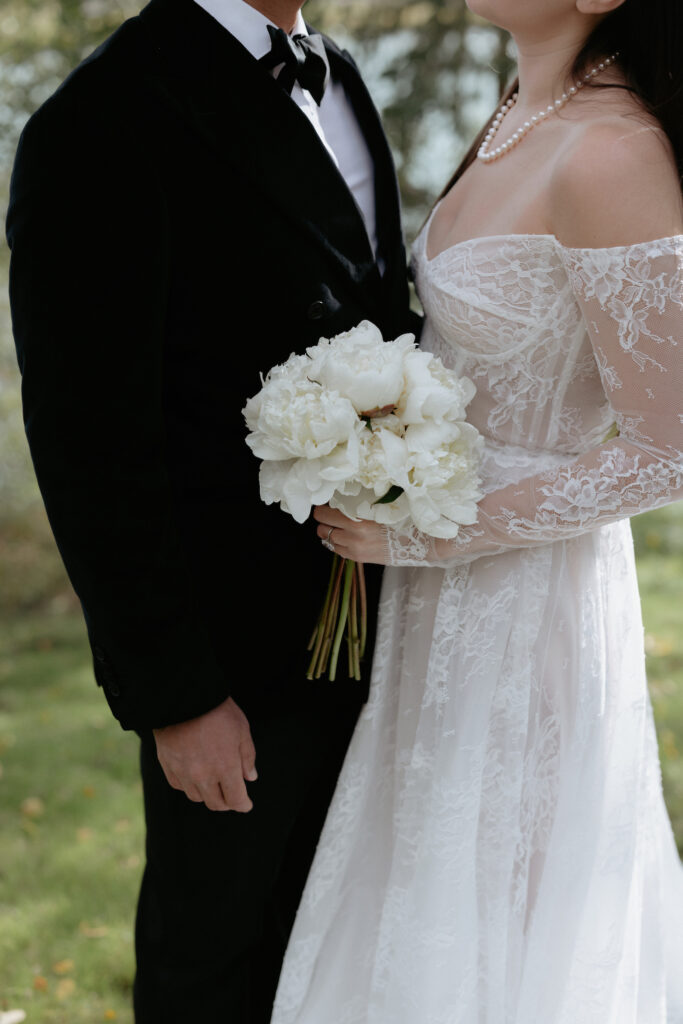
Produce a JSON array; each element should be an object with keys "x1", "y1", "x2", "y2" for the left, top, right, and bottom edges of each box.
[{"x1": 193, "y1": 0, "x2": 379, "y2": 258}]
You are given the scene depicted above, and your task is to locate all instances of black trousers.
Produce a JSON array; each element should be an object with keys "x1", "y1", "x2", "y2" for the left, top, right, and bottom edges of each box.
[{"x1": 133, "y1": 697, "x2": 361, "y2": 1022}]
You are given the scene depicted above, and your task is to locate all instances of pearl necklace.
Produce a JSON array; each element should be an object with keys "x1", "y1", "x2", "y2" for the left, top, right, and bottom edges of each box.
[{"x1": 477, "y1": 53, "x2": 620, "y2": 164}]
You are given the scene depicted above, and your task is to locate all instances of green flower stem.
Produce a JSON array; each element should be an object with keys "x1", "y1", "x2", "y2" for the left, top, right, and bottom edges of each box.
[
  {"x1": 315, "y1": 558, "x2": 344, "y2": 679},
  {"x1": 349, "y1": 568, "x2": 361, "y2": 680},
  {"x1": 307, "y1": 555, "x2": 337, "y2": 651},
  {"x1": 347, "y1": 571, "x2": 356, "y2": 680},
  {"x1": 307, "y1": 558, "x2": 367, "y2": 682},
  {"x1": 306, "y1": 555, "x2": 339, "y2": 678},
  {"x1": 357, "y1": 562, "x2": 367, "y2": 659},
  {"x1": 329, "y1": 559, "x2": 355, "y2": 682}
]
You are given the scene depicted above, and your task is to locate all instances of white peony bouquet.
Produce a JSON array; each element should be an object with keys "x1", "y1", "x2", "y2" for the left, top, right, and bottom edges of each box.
[{"x1": 243, "y1": 321, "x2": 483, "y2": 680}]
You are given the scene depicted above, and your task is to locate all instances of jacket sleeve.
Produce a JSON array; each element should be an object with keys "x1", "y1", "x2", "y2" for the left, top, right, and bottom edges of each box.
[
  {"x1": 6, "y1": 96, "x2": 231, "y2": 730},
  {"x1": 386, "y1": 238, "x2": 683, "y2": 567}
]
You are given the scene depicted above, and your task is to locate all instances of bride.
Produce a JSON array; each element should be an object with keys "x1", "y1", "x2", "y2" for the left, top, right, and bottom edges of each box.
[{"x1": 273, "y1": 0, "x2": 683, "y2": 1021}]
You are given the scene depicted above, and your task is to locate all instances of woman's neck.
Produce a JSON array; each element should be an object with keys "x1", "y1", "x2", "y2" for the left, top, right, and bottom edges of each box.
[{"x1": 511, "y1": 17, "x2": 603, "y2": 114}]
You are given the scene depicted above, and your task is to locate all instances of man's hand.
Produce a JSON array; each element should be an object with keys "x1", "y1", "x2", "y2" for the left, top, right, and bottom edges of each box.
[{"x1": 153, "y1": 697, "x2": 257, "y2": 812}]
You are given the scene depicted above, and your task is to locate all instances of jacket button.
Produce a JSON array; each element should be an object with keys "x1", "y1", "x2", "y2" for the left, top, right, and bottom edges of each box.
[
  {"x1": 307, "y1": 300, "x2": 326, "y2": 320},
  {"x1": 94, "y1": 645, "x2": 106, "y2": 662},
  {"x1": 107, "y1": 681, "x2": 121, "y2": 697}
]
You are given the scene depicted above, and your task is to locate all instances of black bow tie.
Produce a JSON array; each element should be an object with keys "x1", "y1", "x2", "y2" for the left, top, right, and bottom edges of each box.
[{"x1": 259, "y1": 25, "x2": 330, "y2": 106}]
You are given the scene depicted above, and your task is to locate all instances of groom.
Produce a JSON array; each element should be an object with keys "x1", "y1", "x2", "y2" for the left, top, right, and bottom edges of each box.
[{"x1": 7, "y1": 0, "x2": 416, "y2": 1019}]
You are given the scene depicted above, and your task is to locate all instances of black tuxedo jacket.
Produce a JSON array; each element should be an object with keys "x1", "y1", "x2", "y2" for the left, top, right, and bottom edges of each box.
[{"x1": 7, "y1": 0, "x2": 418, "y2": 732}]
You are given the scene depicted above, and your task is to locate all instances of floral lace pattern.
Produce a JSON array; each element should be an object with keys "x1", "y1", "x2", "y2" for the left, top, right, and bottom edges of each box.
[
  {"x1": 386, "y1": 233, "x2": 683, "y2": 568},
  {"x1": 271, "y1": 234, "x2": 683, "y2": 1024}
]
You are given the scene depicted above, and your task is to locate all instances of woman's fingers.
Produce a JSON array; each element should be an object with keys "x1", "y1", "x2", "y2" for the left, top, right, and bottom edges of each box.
[
  {"x1": 313, "y1": 505, "x2": 354, "y2": 528},
  {"x1": 313, "y1": 506, "x2": 389, "y2": 564}
]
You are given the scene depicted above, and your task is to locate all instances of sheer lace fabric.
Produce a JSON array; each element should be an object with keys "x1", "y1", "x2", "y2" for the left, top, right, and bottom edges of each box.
[
  {"x1": 387, "y1": 234, "x2": 683, "y2": 567},
  {"x1": 271, "y1": 226, "x2": 683, "y2": 1024}
]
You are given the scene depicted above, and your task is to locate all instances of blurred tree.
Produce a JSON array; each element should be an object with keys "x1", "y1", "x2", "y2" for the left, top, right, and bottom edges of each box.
[{"x1": 308, "y1": 1, "x2": 514, "y2": 229}]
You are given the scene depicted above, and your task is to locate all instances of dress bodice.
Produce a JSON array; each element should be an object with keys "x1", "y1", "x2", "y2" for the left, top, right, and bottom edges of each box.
[
  {"x1": 412, "y1": 209, "x2": 683, "y2": 460},
  {"x1": 387, "y1": 215, "x2": 683, "y2": 566}
]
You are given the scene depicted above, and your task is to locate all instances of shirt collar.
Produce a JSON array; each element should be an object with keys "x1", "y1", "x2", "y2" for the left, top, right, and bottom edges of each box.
[{"x1": 193, "y1": 0, "x2": 308, "y2": 60}]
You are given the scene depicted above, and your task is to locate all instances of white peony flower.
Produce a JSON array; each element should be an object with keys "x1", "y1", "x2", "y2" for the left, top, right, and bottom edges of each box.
[
  {"x1": 308, "y1": 320, "x2": 415, "y2": 416},
  {"x1": 259, "y1": 431, "x2": 361, "y2": 523},
  {"x1": 403, "y1": 420, "x2": 485, "y2": 538},
  {"x1": 399, "y1": 350, "x2": 476, "y2": 425},
  {"x1": 243, "y1": 376, "x2": 357, "y2": 462},
  {"x1": 330, "y1": 418, "x2": 411, "y2": 524}
]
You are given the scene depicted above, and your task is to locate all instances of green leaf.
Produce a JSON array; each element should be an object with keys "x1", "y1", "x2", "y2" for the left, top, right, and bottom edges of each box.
[
  {"x1": 374, "y1": 485, "x2": 404, "y2": 505},
  {"x1": 601, "y1": 422, "x2": 620, "y2": 442}
]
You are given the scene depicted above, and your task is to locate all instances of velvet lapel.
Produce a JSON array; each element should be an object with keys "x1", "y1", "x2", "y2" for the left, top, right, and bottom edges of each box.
[{"x1": 138, "y1": 0, "x2": 384, "y2": 307}]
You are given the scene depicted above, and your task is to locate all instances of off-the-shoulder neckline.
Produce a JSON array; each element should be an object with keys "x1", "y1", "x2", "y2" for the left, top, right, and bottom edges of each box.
[{"x1": 422, "y1": 202, "x2": 683, "y2": 265}]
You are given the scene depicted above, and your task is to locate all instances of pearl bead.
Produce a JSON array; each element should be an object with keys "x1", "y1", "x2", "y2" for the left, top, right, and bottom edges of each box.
[{"x1": 477, "y1": 53, "x2": 619, "y2": 164}]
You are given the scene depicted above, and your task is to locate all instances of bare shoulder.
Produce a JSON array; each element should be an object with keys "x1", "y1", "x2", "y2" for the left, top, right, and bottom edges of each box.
[{"x1": 550, "y1": 104, "x2": 683, "y2": 248}]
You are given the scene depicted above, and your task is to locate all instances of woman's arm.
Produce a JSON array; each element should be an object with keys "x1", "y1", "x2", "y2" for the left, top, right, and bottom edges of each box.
[{"x1": 314, "y1": 123, "x2": 683, "y2": 567}]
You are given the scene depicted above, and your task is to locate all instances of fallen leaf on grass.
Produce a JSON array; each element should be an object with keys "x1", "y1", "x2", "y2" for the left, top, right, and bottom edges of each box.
[
  {"x1": 662, "y1": 728, "x2": 680, "y2": 761},
  {"x1": 82, "y1": 785, "x2": 96, "y2": 798},
  {"x1": 52, "y1": 958, "x2": 75, "y2": 975},
  {"x1": 56, "y1": 978, "x2": 76, "y2": 1000},
  {"x1": 76, "y1": 827, "x2": 93, "y2": 842},
  {"x1": 33, "y1": 976, "x2": 48, "y2": 992},
  {"x1": 21, "y1": 796, "x2": 45, "y2": 818},
  {"x1": 103, "y1": 1011, "x2": 117, "y2": 1021},
  {"x1": 79, "y1": 921, "x2": 109, "y2": 939},
  {"x1": 644, "y1": 632, "x2": 675, "y2": 657}
]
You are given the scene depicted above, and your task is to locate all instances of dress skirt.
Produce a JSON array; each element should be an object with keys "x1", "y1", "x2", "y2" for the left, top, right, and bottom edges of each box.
[{"x1": 272, "y1": 511, "x2": 683, "y2": 1024}]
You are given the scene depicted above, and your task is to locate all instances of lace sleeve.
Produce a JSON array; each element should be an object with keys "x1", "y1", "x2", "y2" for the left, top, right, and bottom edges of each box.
[{"x1": 387, "y1": 238, "x2": 683, "y2": 567}]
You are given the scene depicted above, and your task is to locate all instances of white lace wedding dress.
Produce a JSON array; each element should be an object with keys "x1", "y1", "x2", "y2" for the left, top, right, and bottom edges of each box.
[{"x1": 271, "y1": 212, "x2": 683, "y2": 1024}]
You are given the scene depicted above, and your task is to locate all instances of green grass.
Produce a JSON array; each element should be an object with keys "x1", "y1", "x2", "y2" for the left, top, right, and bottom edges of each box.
[
  {"x1": 0, "y1": 506, "x2": 682, "y2": 1022},
  {"x1": 632, "y1": 506, "x2": 683, "y2": 849},
  {"x1": 0, "y1": 610, "x2": 142, "y2": 1023}
]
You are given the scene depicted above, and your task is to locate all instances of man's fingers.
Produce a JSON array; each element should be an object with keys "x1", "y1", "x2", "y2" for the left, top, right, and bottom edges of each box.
[
  {"x1": 241, "y1": 735, "x2": 258, "y2": 783},
  {"x1": 184, "y1": 782, "x2": 204, "y2": 803},
  {"x1": 219, "y1": 769, "x2": 253, "y2": 813},
  {"x1": 197, "y1": 781, "x2": 231, "y2": 813},
  {"x1": 164, "y1": 767, "x2": 184, "y2": 791}
]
